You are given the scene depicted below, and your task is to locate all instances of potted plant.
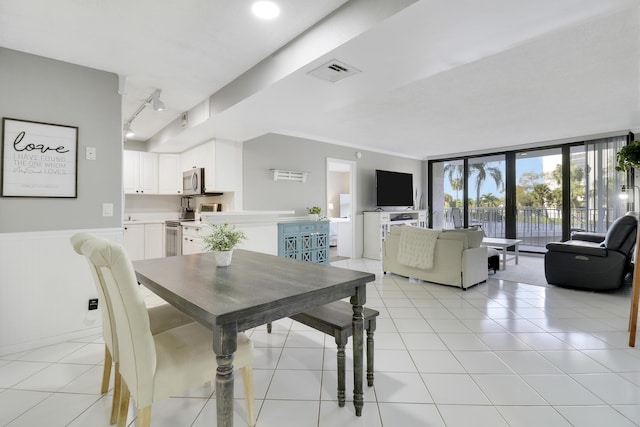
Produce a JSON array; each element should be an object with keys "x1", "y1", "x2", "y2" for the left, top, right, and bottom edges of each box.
[
  {"x1": 203, "y1": 222, "x2": 246, "y2": 267},
  {"x1": 307, "y1": 206, "x2": 322, "y2": 221},
  {"x1": 615, "y1": 140, "x2": 640, "y2": 171}
]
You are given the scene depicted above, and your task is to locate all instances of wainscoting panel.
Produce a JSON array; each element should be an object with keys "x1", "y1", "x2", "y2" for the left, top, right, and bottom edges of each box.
[{"x1": 0, "y1": 228, "x2": 123, "y2": 355}]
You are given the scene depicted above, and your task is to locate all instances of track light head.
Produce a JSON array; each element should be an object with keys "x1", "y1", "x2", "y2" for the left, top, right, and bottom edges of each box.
[
  {"x1": 150, "y1": 89, "x2": 165, "y2": 111},
  {"x1": 124, "y1": 122, "x2": 134, "y2": 138}
]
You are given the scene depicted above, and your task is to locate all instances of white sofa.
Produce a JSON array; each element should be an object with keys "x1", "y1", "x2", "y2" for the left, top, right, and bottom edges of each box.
[{"x1": 382, "y1": 227, "x2": 488, "y2": 289}]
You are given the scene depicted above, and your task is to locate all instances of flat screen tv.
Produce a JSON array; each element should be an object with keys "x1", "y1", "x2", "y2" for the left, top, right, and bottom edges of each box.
[{"x1": 375, "y1": 169, "x2": 413, "y2": 207}]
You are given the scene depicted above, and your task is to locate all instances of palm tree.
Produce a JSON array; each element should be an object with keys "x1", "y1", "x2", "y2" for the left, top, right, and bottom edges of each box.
[
  {"x1": 450, "y1": 177, "x2": 463, "y2": 206},
  {"x1": 443, "y1": 163, "x2": 464, "y2": 187},
  {"x1": 443, "y1": 162, "x2": 464, "y2": 208},
  {"x1": 444, "y1": 161, "x2": 504, "y2": 214},
  {"x1": 480, "y1": 193, "x2": 501, "y2": 207},
  {"x1": 469, "y1": 163, "x2": 504, "y2": 207}
]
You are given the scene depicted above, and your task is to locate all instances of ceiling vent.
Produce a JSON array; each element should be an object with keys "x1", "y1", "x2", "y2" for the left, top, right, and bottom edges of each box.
[{"x1": 307, "y1": 60, "x2": 361, "y2": 83}]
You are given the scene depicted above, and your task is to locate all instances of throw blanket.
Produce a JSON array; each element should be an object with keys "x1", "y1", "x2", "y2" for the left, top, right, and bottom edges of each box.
[{"x1": 397, "y1": 226, "x2": 440, "y2": 269}]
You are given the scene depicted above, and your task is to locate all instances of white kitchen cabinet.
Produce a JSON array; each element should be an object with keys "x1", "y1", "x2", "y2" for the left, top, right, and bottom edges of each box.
[
  {"x1": 144, "y1": 223, "x2": 164, "y2": 259},
  {"x1": 182, "y1": 223, "x2": 207, "y2": 255},
  {"x1": 123, "y1": 151, "x2": 158, "y2": 194},
  {"x1": 123, "y1": 223, "x2": 145, "y2": 260},
  {"x1": 158, "y1": 154, "x2": 182, "y2": 195},
  {"x1": 182, "y1": 236, "x2": 205, "y2": 255},
  {"x1": 124, "y1": 222, "x2": 165, "y2": 260},
  {"x1": 213, "y1": 139, "x2": 242, "y2": 192},
  {"x1": 181, "y1": 142, "x2": 214, "y2": 190},
  {"x1": 180, "y1": 139, "x2": 242, "y2": 193}
]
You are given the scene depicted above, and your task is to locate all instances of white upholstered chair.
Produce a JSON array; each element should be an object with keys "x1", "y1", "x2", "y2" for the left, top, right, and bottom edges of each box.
[
  {"x1": 73, "y1": 234, "x2": 256, "y2": 427},
  {"x1": 71, "y1": 233, "x2": 195, "y2": 424}
]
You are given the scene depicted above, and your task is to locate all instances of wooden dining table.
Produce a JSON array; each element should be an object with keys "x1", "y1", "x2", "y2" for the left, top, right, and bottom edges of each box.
[{"x1": 132, "y1": 249, "x2": 375, "y2": 427}]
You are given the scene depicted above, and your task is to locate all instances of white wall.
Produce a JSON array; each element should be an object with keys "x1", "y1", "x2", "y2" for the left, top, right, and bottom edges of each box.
[{"x1": 0, "y1": 48, "x2": 122, "y2": 355}]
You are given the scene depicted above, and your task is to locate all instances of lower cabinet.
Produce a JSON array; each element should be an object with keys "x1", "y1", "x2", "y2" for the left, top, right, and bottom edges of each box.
[
  {"x1": 278, "y1": 221, "x2": 329, "y2": 264},
  {"x1": 123, "y1": 223, "x2": 165, "y2": 261},
  {"x1": 182, "y1": 223, "x2": 207, "y2": 255},
  {"x1": 144, "y1": 223, "x2": 164, "y2": 259},
  {"x1": 123, "y1": 224, "x2": 145, "y2": 261}
]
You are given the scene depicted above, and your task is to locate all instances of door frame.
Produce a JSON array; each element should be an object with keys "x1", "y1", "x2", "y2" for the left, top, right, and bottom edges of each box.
[{"x1": 326, "y1": 157, "x2": 357, "y2": 259}]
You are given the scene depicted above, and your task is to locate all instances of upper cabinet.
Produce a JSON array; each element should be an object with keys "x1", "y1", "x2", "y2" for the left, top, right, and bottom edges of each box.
[
  {"x1": 181, "y1": 141, "x2": 215, "y2": 190},
  {"x1": 158, "y1": 154, "x2": 182, "y2": 195},
  {"x1": 180, "y1": 139, "x2": 241, "y2": 193},
  {"x1": 123, "y1": 151, "x2": 158, "y2": 194},
  {"x1": 213, "y1": 139, "x2": 242, "y2": 192},
  {"x1": 123, "y1": 139, "x2": 241, "y2": 196}
]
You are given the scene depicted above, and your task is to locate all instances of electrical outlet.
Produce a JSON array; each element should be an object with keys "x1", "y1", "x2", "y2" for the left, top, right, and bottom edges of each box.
[{"x1": 88, "y1": 298, "x2": 98, "y2": 310}]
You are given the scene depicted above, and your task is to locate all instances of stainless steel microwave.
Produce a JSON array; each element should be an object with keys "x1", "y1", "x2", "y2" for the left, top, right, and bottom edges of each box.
[{"x1": 182, "y1": 168, "x2": 204, "y2": 195}]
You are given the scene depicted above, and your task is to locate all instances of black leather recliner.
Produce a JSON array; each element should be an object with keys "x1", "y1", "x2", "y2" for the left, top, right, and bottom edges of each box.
[{"x1": 544, "y1": 213, "x2": 638, "y2": 290}]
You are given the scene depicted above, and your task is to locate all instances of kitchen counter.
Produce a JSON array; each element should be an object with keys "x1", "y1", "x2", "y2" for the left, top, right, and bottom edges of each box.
[
  {"x1": 200, "y1": 210, "x2": 295, "y2": 254},
  {"x1": 123, "y1": 219, "x2": 169, "y2": 225},
  {"x1": 200, "y1": 210, "x2": 295, "y2": 224}
]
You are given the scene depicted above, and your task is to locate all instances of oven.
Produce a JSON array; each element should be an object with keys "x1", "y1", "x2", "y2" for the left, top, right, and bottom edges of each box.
[{"x1": 165, "y1": 220, "x2": 182, "y2": 257}]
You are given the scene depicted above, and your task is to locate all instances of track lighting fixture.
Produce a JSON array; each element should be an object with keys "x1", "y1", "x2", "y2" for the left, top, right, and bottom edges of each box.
[
  {"x1": 124, "y1": 122, "x2": 134, "y2": 138},
  {"x1": 122, "y1": 88, "x2": 166, "y2": 139},
  {"x1": 150, "y1": 89, "x2": 165, "y2": 111}
]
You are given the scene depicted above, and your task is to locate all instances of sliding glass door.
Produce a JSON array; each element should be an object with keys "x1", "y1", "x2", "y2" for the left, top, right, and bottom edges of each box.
[
  {"x1": 428, "y1": 135, "x2": 629, "y2": 252},
  {"x1": 467, "y1": 155, "x2": 506, "y2": 238},
  {"x1": 514, "y1": 148, "x2": 562, "y2": 250},
  {"x1": 571, "y1": 137, "x2": 628, "y2": 233},
  {"x1": 431, "y1": 159, "x2": 464, "y2": 229}
]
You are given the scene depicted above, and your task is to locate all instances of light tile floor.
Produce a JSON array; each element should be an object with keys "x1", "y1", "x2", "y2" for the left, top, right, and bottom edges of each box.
[{"x1": 2, "y1": 257, "x2": 640, "y2": 426}]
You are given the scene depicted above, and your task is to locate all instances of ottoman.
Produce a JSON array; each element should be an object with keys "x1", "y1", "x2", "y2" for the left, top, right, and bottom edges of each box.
[{"x1": 487, "y1": 248, "x2": 500, "y2": 273}]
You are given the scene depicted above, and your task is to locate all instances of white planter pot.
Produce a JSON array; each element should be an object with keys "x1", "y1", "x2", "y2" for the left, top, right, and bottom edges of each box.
[
  {"x1": 213, "y1": 250, "x2": 233, "y2": 267},
  {"x1": 308, "y1": 214, "x2": 319, "y2": 221}
]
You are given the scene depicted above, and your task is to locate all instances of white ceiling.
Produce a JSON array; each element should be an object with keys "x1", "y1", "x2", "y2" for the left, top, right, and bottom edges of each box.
[{"x1": 2, "y1": 0, "x2": 639, "y2": 160}]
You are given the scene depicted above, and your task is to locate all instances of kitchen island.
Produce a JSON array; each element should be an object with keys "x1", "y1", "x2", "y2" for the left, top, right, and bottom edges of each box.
[{"x1": 200, "y1": 210, "x2": 295, "y2": 255}]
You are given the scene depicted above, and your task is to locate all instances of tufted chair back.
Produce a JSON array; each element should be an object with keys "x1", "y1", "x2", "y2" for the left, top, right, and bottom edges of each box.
[{"x1": 78, "y1": 235, "x2": 156, "y2": 406}]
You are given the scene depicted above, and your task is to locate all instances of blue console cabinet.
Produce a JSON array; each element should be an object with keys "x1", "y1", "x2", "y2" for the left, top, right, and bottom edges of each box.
[{"x1": 278, "y1": 221, "x2": 329, "y2": 264}]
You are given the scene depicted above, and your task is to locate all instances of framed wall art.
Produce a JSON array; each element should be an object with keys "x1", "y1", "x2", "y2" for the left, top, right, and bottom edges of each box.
[{"x1": 2, "y1": 118, "x2": 78, "y2": 198}]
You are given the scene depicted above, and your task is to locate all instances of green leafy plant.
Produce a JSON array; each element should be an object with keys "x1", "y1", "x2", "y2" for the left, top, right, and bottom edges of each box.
[
  {"x1": 616, "y1": 141, "x2": 640, "y2": 171},
  {"x1": 307, "y1": 206, "x2": 322, "y2": 215},
  {"x1": 203, "y1": 222, "x2": 246, "y2": 252}
]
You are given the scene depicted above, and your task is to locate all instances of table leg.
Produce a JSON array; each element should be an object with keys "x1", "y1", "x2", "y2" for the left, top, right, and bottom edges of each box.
[
  {"x1": 336, "y1": 341, "x2": 346, "y2": 407},
  {"x1": 501, "y1": 246, "x2": 507, "y2": 270},
  {"x1": 213, "y1": 324, "x2": 238, "y2": 427},
  {"x1": 515, "y1": 243, "x2": 519, "y2": 265},
  {"x1": 351, "y1": 286, "x2": 366, "y2": 416}
]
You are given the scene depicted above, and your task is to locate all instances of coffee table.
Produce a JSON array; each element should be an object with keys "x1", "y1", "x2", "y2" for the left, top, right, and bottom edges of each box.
[{"x1": 481, "y1": 237, "x2": 523, "y2": 270}]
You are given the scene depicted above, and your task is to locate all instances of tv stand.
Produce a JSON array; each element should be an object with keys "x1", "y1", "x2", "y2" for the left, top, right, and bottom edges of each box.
[{"x1": 363, "y1": 210, "x2": 427, "y2": 260}]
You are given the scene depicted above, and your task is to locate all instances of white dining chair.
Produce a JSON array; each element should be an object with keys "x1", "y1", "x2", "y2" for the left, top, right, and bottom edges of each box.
[
  {"x1": 76, "y1": 234, "x2": 256, "y2": 427},
  {"x1": 71, "y1": 232, "x2": 196, "y2": 424}
]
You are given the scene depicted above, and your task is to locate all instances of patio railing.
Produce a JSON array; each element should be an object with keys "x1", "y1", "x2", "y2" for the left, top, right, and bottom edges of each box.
[{"x1": 442, "y1": 207, "x2": 623, "y2": 249}]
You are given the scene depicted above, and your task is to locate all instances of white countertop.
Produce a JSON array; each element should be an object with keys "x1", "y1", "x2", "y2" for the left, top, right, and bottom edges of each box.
[
  {"x1": 200, "y1": 210, "x2": 296, "y2": 224},
  {"x1": 125, "y1": 210, "x2": 301, "y2": 226},
  {"x1": 123, "y1": 219, "x2": 170, "y2": 225},
  {"x1": 201, "y1": 210, "x2": 294, "y2": 217}
]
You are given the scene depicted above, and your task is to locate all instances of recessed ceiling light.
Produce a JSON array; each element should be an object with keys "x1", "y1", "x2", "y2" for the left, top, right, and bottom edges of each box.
[{"x1": 252, "y1": 1, "x2": 280, "y2": 19}]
